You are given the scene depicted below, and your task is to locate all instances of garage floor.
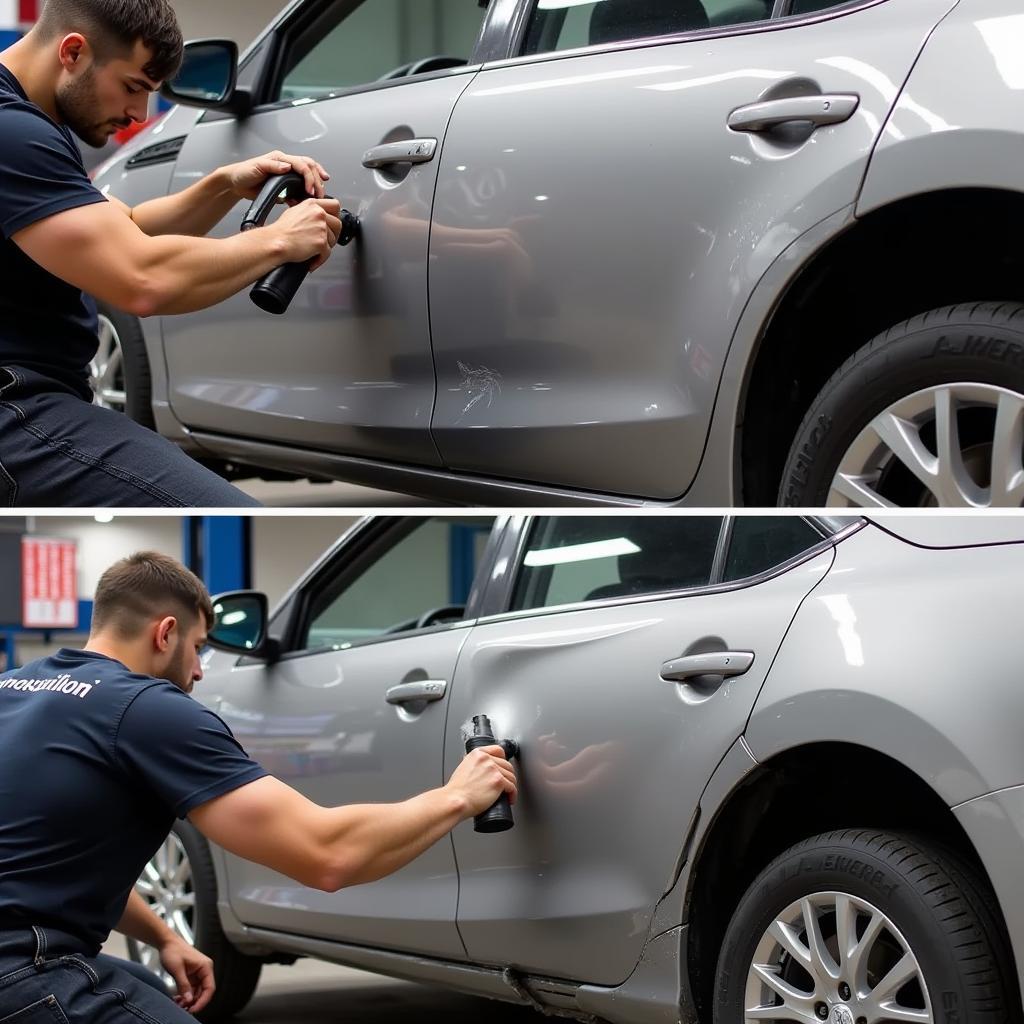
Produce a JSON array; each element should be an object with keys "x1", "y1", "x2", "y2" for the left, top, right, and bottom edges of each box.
[
  {"x1": 102, "y1": 936, "x2": 546, "y2": 1022},
  {"x1": 236, "y1": 478, "x2": 433, "y2": 507}
]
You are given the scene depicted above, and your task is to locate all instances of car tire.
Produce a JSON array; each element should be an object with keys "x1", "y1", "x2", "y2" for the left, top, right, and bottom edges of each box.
[
  {"x1": 713, "y1": 829, "x2": 1018, "y2": 1024},
  {"x1": 92, "y1": 301, "x2": 156, "y2": 431},
  {"x1": 779, "y1": 302, "x2": 1024, "y2": 507},
  {"x1": 127, "y1": 821, "x2": 263, "y2": 1022}
]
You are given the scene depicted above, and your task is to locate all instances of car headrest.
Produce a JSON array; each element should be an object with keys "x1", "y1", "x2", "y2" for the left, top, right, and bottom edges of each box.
[{"x1": 589, "y1": 0, "x2": 710, "y2": 46}]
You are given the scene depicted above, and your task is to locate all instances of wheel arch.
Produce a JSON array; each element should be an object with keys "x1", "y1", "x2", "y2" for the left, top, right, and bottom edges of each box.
[
  {"x1": 682, "y1": 740, "x2": 1010, "y2": 1021},
  {"x1": 734, "y1": 187, "x2": 1024, "y2": 505}
]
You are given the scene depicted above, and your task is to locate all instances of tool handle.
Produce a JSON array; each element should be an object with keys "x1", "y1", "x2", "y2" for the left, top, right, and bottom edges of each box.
[
  {"x1": 466, "y1": 731, "x2": 518, "y2": 833},
  {"x1": 242, "y1": 172, "x2": 360, "y2": 315}
]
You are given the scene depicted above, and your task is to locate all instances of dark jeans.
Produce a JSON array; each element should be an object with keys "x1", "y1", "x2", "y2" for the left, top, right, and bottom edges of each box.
[
  {"x1": 0, "y1": 367, "x2": 261, "y2": 508},
  {"x1": 0, "y1": 926, "x2": 190, "y2": 1024}
]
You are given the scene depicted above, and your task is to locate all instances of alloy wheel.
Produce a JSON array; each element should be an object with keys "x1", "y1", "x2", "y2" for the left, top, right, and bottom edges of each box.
[
  {"x1": 828, "y1": 383, "x2": 1024, "y2": 507},
  {"x1": 744, "y1": 890, "x2": 931, "y2": 1024},
  {"x1": 133, "y1": 832, "x2": 196, "y2": 979},
  {"x1": 89, "y1": 314, "x2": 128, "y2": 412}
]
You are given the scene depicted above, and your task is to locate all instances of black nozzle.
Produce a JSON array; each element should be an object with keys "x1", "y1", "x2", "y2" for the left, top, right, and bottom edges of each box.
[
  {"x1": 465, "y1": 715, "x2": 517, "y2": 834},
  {"x1": 242, "y1": 171, "x2": 360, "y2": 316}
]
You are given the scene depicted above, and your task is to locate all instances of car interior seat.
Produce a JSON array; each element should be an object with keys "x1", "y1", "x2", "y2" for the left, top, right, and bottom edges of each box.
[{"x1": 589, "y1": 0, "x2": 710, "y2": 45}]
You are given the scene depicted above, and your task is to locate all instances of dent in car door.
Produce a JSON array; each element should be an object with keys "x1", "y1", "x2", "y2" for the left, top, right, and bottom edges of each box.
[
  {"x1": 428, "y1": 0, "x2": 958, "y2": 499},
  {"x1": 445, "y1": 539, "x2": 834, "y2": 982}
]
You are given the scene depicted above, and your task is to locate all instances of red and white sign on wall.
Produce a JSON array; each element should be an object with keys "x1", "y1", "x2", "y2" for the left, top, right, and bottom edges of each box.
[{"x1": 22, "y1": 538, "x2": 77, "y2": 629}]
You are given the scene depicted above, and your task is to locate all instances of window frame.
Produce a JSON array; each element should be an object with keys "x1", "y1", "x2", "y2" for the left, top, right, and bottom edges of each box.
[
  {"x1": 255, "y1": 0, "x2": 493, "y2": 113},
  {"x1": 499, "y1": 0, "x2": 893, "y2": 67},
  {"x1": 476, "y1": 515, "x2": 864, "y2": 624},
  {"x1": 262, "y1": 515, "x2": 502, "y2": 665}
]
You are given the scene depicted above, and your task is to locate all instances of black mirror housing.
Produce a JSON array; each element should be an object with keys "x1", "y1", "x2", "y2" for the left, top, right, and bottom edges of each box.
[{"x1": 163, "y1": 39, "x2": 252, "y2": 115}]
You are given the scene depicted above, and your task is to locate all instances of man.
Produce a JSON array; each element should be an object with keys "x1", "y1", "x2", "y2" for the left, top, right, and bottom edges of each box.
[
  {"x1": 0, "y1": 552, "x2": 517, "y2": 1022},
  {"x1": 0, "y1": 0, "x2": 344, "y2": 507}
]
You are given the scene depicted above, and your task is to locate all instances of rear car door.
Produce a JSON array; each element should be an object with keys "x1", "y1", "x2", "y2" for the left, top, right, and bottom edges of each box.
[
  {"x1": 428, "y1": 0, "x2": 959, "y2": 499},
  {"x1": 161, "y1": 0, "x2": 489, "y2": 466},
  {"x1": 445, "y1": 515, "x2": 837, "y2": 982},
  {"x1": 201, "y1": 515, "x2": 496, "y2": 956}
]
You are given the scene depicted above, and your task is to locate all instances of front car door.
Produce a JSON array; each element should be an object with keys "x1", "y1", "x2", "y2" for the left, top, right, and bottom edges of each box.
[
  {"x1": 199, "y1": 515, "x2": 496, "y2": 956},
  {"x1": 445, "y1": 515, "x2": 839, "y2": 982},
  {"x1": 162, "y1": 0, "x2": 490, "y2": 465},
  {"x1": 428, "y1": 0, "x2": 960, "y2": 499}
]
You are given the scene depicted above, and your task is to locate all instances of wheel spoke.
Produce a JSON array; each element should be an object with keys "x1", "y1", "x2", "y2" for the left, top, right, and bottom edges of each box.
[
  {"x1": 868, "y1": 952, "x2": 917, "y2": 1005},
  {"x1": 752, "y1": 963, "x2": 816, "y2": 1005},
  {"x1": 768, "y1": 919, "x2": 813, "y2": 971},
  {"x1": 989, "y1": 391, "x2": 1024, "y2": 506},
  {"x1": 802, "y1": 898, "x2": 840, "y2": 982},
  {"x1": 746, "y1": 1003, "x2": 817, "y2": 1023},
  {"x1": 869, "y1": 411, "x2": 942, "y2": 500},
  {"x1": 933, "y1": 387, "x2": 985, "y2": 506},
  {"x1": 829, "y1": 472, "x2": 898, "y2": 509},
  {"x1": 847, "y1": 910, "x2": 885, "y2": 994},
  {"x1": 100, "y1": 349, "x2": 123, "y2": 391}
]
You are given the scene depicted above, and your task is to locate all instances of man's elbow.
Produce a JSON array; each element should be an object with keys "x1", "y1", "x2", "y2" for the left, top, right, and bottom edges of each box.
[
  {"x1": 123, "y1": 274, "x2": 172, "y2": 319},
  {"x1": 310, "y1": 851, "x2": 365, "y2": 893}
]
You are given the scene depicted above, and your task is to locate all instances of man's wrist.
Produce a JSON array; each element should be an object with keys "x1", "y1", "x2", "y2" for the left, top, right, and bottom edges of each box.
[{"x1": 206, "y1": 165, "x2": 237, "y2": 200}]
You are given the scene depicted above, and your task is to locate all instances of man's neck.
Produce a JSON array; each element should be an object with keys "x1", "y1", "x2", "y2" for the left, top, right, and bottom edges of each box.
[
  {"x1": 1, "y1": 36, "x2": 60, "y2": 121},
  {"x1": 84, "y1": 637, "x2": 143, "y2": 676}
]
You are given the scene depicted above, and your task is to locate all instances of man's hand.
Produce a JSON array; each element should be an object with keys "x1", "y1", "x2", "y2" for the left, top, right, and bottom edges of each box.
[
  {"x1": 224, "y1": 151, "x2": 331, "y2": 201},
  {"x1": 158, "y1": 935, "x2": 216, "y2": 1016},
  {"x1": 446, "y1": 744, "x2": 518, "y2": 818},
  {"x1": 272, "y1": 198, "x2": 343, "y2": 272}
]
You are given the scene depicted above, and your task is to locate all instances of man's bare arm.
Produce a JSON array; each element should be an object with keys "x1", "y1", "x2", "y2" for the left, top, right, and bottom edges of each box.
[
  {"x1": 110, "y1": 152, "x2": 330, "y2": 238},
  {"x1": 107, "y1": 172, "x2": 240, "y2": 238},
  {"x1": 117, "y1": 888, "x2": 176, "y2": 947},
  {"x1": 13, "y1": 196, "x2": 340, "y2": 317},
  {"x1": 188, "y1": 746, "x2": 517, "y2": 892}
]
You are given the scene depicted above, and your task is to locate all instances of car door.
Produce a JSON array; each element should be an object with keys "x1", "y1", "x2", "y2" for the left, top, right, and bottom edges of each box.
[
  {"x1": 428, "y1": 0, "x2": 959, "y2": 499},
  {"x1": 161, "y1": 0, "x2": 489, "y2": 465},
  {"x1": 444, "y1": 515, "x2": 837, "y2": 983},
  {"x1": 203, "y1": 515, "x2": 497, "y2": 957}
]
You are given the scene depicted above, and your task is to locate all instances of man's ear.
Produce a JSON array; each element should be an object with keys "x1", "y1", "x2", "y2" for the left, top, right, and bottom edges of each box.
[
  {"x1": 154, "y1": 616, "x2": 178, "y2": 653},
  {"x1": 58, "y1": 33, "x2": 90, "y2": 72}
]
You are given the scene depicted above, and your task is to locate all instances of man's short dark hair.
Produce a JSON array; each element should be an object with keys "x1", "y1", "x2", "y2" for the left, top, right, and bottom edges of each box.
[
  {"x1": 92, "y1": 552, "x2": 214, "y2": 639},
  {"x1": 36, "y1": 0, "x2": 183, "y2": 82}
]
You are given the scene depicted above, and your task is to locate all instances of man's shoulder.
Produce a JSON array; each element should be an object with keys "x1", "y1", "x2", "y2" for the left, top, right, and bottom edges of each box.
[{"x1": 0, "y1": 94, "x2": 83, "y2": 166}]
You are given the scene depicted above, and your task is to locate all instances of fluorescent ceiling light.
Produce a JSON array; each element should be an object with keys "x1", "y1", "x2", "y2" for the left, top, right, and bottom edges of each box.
[
  {"x1": 220, "y1": 610, "x2": 248, "y2": 626},
  {"x1": 525, "y1": 538, "x2": 640, "y2": 567},
  {"x1": 538, "y1": 0, "x2": 608, "y2": 7}
]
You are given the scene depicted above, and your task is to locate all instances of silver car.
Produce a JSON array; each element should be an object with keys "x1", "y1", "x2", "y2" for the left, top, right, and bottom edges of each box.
[
  {"x1": 131, "y1": 514, "x2": 1024, "y2": 1023},
  {"x1": 90, "y1": 0, "x2": 1024, "y2": 509}
]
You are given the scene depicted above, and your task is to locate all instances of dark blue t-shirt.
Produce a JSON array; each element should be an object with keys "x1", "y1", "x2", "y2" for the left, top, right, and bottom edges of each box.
[
  {"x1": 0, "y1": 649, "x2": 268, "y2": 953},
  {"x1": 0, "y1": 64, "x2": 109, "y2": 401}
]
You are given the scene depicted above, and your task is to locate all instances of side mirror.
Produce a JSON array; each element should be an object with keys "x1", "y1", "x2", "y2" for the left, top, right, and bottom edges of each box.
[
  {"x1": 208, "y1": 591, "x2": 278, "y2": 660},
  {"x1": 162, "y1": 39, "x2": 252, "y2": 116}
]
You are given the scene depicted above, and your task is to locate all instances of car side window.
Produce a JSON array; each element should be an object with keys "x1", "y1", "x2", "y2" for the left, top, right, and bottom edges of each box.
[
  {"x1": 511, "y1": 517, "x2": 724, "y2": 612},
  {"x1": 299, "y1": 517, "x2": 494, "y2": 651},
  {"x1": 522, "y1": 0, "x2": 774, "y2": 56},
  {"x1": 722, "y1": 517, "x2": 824, "y2": 583},
  {"x1": 784, "y1": 0, "x2": 855, "y2": 15},
  {"x1": 275, "y1": 0, "x2": 487, "y2": 103}
]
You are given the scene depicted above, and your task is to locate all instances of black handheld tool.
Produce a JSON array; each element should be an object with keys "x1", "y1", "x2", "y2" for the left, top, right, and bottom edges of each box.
[
  {"x1": 465, "y1": 715, "x2": 518, "y2": 833},
  {"x1": 241, "y1": 171, "x2": 360, "y2": 315}
]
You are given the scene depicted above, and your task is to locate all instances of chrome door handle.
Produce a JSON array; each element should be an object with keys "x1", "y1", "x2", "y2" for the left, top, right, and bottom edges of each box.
[
  {"x1": 728, "y1": 94, "x2": 859, "y2": 133},
  {"x1": 385, "y1": 679, "x2": 448, "y2": 705},
  {"x1": 362, "y1": 138, "x2": 438, "y2": 169},
  {"x1": 660, "y1": 651, "x2": 754, "y2": 682}
]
